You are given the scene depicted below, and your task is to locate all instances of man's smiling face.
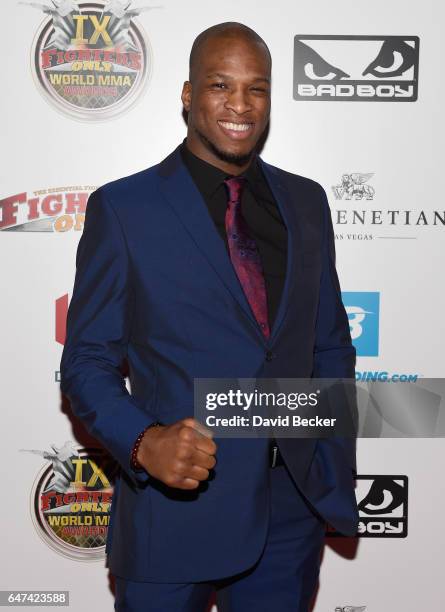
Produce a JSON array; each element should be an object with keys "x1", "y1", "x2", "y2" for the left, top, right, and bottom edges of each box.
[{"x1": 182, "y1": 32, "x2": 271, "y2": 174}]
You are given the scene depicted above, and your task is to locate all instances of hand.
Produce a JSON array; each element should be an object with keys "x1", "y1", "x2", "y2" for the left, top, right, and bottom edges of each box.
[{"x1": 136, "y1": 417, "x2": 217, "y2": 490}]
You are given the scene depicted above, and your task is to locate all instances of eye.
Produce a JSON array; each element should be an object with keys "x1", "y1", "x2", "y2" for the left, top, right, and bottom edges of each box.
[
  {"x1": 369, "y1": 51, "x2": 404, "y2": 74},
  {"x1": 295, "y1": 41, "x2": 349, "y2": 81},
  {"x1": 305, "y1": 64, "x2": 339, "y2": 80},
  {"x1": 211, "y1": 82, "x2": 227, "y2": 89},
  {"x1": 361, "y1": 488, "x2": 393, "y2": 512},
  {"x1": 363, "y1": 39, "x2": 416, "y2": 78},
  {"x1": 358, "y1": 478, "x2": 405, "y2": 515}
]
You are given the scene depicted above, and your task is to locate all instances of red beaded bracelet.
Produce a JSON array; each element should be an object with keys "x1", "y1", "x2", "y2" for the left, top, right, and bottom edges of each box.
[{"x1": 130, "y1": 422, "x2": 161, "y2": 471}]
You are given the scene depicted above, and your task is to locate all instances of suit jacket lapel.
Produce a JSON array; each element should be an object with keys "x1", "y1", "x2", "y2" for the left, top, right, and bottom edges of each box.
[
  {"x1": 259, "y1": 158, "x2": 299, "y2": 345},
  {"x1": 157, "y1": 147, "x2": 261, "y2": 335}
]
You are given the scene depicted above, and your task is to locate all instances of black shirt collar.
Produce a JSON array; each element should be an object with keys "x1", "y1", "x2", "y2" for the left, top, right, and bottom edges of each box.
[{"x1": 179, "y1": 138, "x2": 266, "y2": 201}]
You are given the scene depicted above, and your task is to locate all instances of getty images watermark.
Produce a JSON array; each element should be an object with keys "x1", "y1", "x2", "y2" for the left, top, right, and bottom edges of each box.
[
  {"x1": 194, "y1": 378, "x2": 445, "y2": 438},
  {"x1": 204, "y1": 387, "x2": 336, "y2": 430}
]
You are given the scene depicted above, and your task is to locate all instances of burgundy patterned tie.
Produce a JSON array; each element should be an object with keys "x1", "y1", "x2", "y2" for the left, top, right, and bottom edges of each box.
[{"x1": 224, "y1": 177, "x2": 270, "y2": 338}]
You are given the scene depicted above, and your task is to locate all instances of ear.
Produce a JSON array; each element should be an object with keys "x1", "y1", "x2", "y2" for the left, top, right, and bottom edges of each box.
[{"x1": 181, "y1": 81, "x2": 192, "y2": 112}]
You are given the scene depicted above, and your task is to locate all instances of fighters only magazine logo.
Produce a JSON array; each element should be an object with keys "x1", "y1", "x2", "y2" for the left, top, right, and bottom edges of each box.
[
  {"x1": 22, "y1": 0, "x2": 158, "y2": 120},
  {"x1": 23, "y1": 442, "x2": 118, "y2": 560},
  {"x1": 0, "y1": 186, "x2": 94, "y2": 231}
]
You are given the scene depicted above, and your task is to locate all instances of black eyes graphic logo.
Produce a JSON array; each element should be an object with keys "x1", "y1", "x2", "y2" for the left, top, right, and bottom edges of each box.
[
  {"x1": 295, "y1": 40, "x2": 348, "y2": 81},
  {"x1": 295, "y1": 37, "x2": 416, "y2": 81},
  {"x1": 293, "y1": 35, "x2": 419, "y2": 101},
  {"x1": 363, "y1": 39, "x2": 416, "y2": 78},
  {"x1": 358, "y1": 477, "x2": 405, "y2": 515}
]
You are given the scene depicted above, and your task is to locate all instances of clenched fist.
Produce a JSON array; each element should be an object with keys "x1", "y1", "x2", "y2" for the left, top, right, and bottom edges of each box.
[{"x1": 136, "y1": 417, "x2": 217, "y2": 490}]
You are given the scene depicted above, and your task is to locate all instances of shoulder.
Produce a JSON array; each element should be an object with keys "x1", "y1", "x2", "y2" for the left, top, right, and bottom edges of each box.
[
  {"x1": 259, "y1": 159, "x2": 331, "y2": 240},
  {"x1": 90, "y1": 147, "x2": 182, "y2": 213},
  {"x1": 82, "y1": 159, "x2": 164, "y2": 222},
  {"x1": 259, "y1": 158, "x2": 328, "y2": 202},
  {"x1": 97, "y1": 163, "x2": 161, "y2": 208}
]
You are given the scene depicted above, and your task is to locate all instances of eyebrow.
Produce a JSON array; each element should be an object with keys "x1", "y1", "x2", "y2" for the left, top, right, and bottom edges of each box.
[{"x1": 206, "y1": 72, "x2": 271, "y2": 84}]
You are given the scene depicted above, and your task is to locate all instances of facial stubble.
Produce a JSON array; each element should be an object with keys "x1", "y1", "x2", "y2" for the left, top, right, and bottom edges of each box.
[{"x1": 195, "y1": 128, "x2": 256, "y2": 168}]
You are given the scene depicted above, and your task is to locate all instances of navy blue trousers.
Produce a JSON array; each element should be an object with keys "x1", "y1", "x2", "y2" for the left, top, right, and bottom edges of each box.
[{"x1": 114, "y1": 464, "x2": 325, "y2": 612}]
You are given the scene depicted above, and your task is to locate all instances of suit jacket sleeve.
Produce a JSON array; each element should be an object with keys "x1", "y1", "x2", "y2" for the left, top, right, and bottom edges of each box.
[
  {"x1": 312, "y1": 185, "x2": 357, "y2": 474},
  {"x1": 312, "y1": 185, "x2": 355, "y2": 378},
  {"x1": 60, "y1": 187, "x2": 154, "y2": 486}
]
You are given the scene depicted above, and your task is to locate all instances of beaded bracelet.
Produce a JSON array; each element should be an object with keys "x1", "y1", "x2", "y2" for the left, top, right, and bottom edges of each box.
[{"x1": 130, "y1": 421, "x2": 162, "y2": 471}]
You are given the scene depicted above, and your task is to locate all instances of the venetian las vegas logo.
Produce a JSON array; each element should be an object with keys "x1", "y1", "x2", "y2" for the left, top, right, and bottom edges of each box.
[
  {"x1": 332, "y1": 173, "x2": 375, "y2": 201},
  {"x1": 329, "y1": 171, "x2": 445, "y2": 240},
  {"x1": 22, "y1": 1, "x2": 158, "y2": 121}
]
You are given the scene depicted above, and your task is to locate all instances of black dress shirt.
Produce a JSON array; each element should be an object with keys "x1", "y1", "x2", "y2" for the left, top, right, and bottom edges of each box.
[{"x1": 180, "y1": 140, "x2": 287, "y2": 331}]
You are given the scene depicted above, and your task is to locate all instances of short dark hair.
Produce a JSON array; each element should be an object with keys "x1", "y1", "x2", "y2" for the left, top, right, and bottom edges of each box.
[{"x1": 188, "y1": 22, "x2": 271, "y2": 81}]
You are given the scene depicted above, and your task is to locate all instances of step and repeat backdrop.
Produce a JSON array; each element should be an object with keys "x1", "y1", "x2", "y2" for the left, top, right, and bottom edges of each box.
[{"x1": 1, "y1": 1, "x2": 443, "y2": 610}]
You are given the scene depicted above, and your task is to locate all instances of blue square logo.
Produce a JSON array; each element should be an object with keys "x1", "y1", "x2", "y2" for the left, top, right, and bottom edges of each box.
[{"x1": 342, "y1": 292, "x2": 380, "y2": 357}]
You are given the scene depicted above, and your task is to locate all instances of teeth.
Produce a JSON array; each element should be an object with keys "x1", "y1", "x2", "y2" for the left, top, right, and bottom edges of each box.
[{"x1": 219, "y1": 121, "x2": 251, "y2": 132}]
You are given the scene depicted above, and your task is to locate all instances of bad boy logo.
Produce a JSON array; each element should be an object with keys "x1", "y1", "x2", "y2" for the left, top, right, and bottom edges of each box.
[
  {"x1": 327, "y1": 475, "x2": 408, "y2": 538},
  {"x1": 23, "y1": 1, "x2": 157, "y2": 120},
  {"x1": 356, "y1": 475, "x2": 408, "y2": 537},
  {"x1": 293, "y1": 35, "x2": 419, "y2": 101}
]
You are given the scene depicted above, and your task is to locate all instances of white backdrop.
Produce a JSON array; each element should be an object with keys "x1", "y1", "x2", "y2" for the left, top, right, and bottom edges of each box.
[{"x1": 1, "y1": 1, "x2": 444, "y2": 610}]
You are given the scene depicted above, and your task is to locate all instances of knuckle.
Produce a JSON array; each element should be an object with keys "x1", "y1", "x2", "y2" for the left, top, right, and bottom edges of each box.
[
  {"x1": 179, "y1": 427, "x2": 193, "y2": 442},
  {"x1": 206, "y1": 440, "x2": 217, "y2": 453},
  {"x1": 176, "y1": 444, "x2": 191, "y2": 460},
  {"x1": 181, "y1": 417, "x2": 195, "y2": 428},
  {"x1": 173, "y1": 460, "x2": 185, "y2": 474}
]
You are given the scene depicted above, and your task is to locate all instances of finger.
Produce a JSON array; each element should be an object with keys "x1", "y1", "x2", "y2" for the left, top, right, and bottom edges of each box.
[
  {"x1": 178, "y1": 422, "x2": 216, "y2": 453},
  {"x1": 192, "y1": 419, "x2": 214, "y2": 439},
  {"x1": 191, "y1": 448, "x2": 217, "y2": 470},
  {"x1": 194, "y1": 435, "x2": 217, "y2": 456},
  {"x1": 164, "y1": 472, "x2": 200, "y2": 490},
  {"x1": 180, "y1": 477, "x2": 201, "y2": 490},
  {"x1": 182, "y1": 417, "x2": 213, "y2": 439},
  {"x1": 172, "y1": 459, "x2": 209, "y2": 482},
  {"x1": 184, "y1": 464, "x2": 210, "y2": 481},
  {"x1": 178, "y1": 425, "x2": 196, "y2": 444}
]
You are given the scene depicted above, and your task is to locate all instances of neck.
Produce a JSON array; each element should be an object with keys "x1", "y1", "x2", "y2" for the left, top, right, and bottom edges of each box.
[{"x1": 185, "y1": 134, "x2": 254, "y2": 176}]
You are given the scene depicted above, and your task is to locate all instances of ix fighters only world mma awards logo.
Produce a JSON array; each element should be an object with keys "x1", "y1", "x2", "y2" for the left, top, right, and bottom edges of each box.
[
  {"x1": 22, "y1": 1, "x2": 157, "y2": 120},
  {"x1": 23, "y1": 442, "x2": 118, "y2": 560},
  {"x1": 293, "y1": 35, "x2": 419, "y2": 101}
]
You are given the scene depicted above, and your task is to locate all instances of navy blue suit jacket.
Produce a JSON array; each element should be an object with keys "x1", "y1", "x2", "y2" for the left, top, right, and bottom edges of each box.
[{"x1": 60, "y1": 145, "x2": 358, "y2": 582}]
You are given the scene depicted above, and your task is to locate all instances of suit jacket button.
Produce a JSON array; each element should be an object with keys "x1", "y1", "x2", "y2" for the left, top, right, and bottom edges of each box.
[{"x1": 265, "y1": 350, "x2": 274, "y2": 362}]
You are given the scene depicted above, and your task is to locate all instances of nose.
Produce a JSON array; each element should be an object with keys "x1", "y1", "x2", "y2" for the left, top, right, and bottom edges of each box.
[{"x1": 224, "y1": 86, "x2": 253, "y2": 115}]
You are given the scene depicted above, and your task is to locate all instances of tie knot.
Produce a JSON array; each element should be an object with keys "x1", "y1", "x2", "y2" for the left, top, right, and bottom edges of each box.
[{"x1": 224, "y1": 176, "x2": 246, "y2": 205}]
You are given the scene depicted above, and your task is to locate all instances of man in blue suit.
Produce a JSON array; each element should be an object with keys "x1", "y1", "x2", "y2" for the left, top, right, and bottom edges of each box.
[{"x1": 60, "y1": 21, "x2": 358, "y2": 612}]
